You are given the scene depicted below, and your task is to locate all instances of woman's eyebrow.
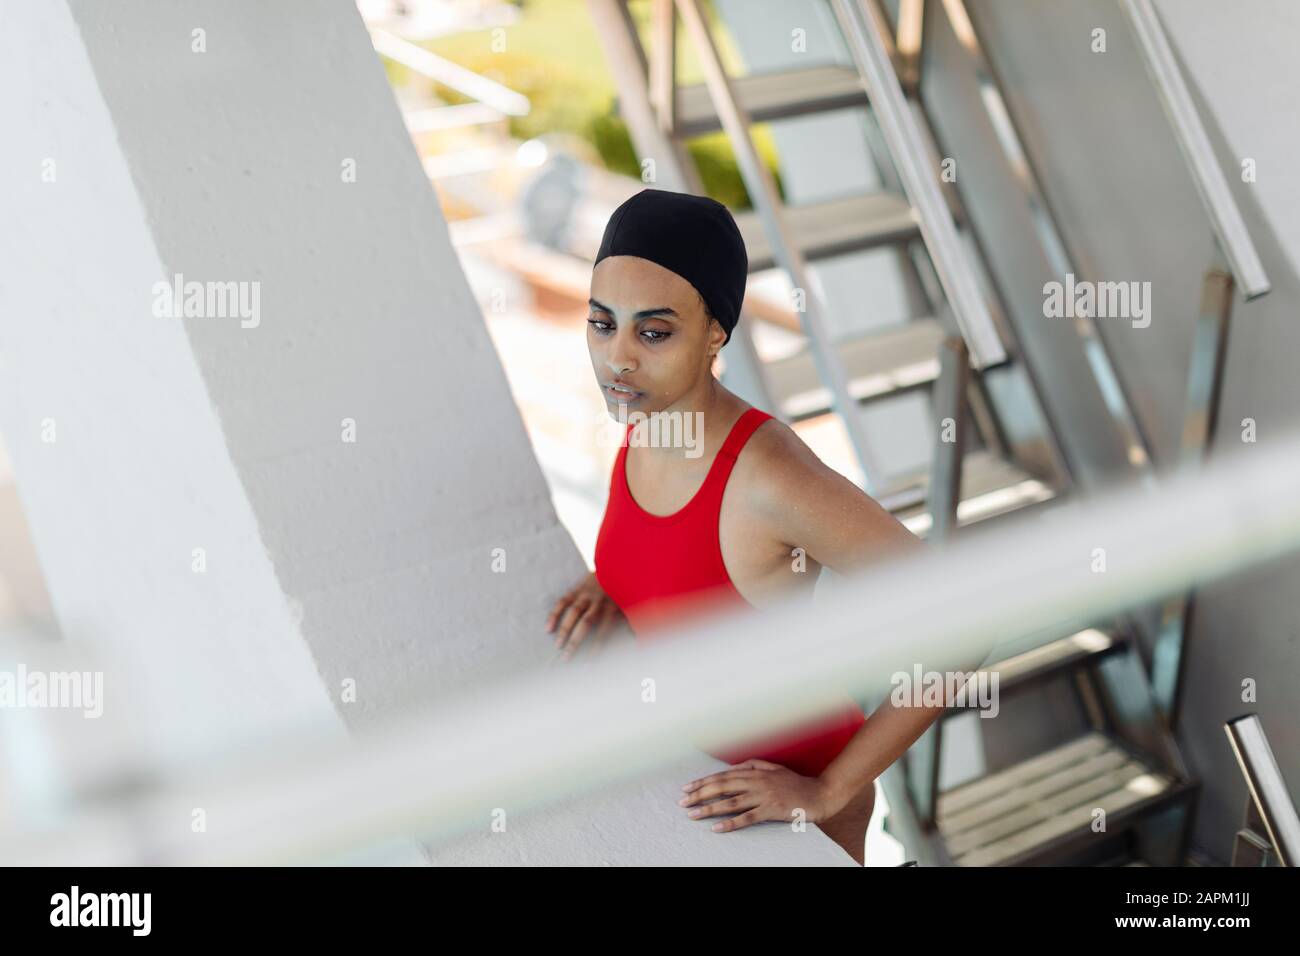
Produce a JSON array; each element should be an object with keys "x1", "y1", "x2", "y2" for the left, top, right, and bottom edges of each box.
[{"x1": 588, "y1": 298, "x2": 680, "y2": 321}]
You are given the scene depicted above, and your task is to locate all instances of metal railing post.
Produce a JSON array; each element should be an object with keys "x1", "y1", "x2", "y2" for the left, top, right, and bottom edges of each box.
[
  {"x1": 1120, "y1": 0, "x2": 1271, "y2": 300},
  {"x1": 1225, "y1": 715, "x2": 1300, "y2": 866}
]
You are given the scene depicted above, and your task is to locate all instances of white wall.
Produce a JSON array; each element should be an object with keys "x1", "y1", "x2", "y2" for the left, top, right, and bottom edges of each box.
[{"x1": 1156, "y1": 0, "x2": 1300, "y2": 270}]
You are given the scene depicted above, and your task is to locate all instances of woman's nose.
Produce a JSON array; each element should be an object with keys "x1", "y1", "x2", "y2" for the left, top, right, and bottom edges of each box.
[{"x1": 607, "y1": 338, "x2": 636, "y2": 376}]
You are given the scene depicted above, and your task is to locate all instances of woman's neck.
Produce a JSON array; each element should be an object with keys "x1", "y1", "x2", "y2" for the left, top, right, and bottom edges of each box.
[{"x1": 630, "y1": 377, "x2": 749, "y2": 465}]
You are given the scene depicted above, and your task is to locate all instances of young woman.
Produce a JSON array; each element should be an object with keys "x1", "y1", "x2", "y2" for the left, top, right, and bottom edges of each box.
[{"x1": 545, "y1": 189, "x2": 939, "y2": 865}]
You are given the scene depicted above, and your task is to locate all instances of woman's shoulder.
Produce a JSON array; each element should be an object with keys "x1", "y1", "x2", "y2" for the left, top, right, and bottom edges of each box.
[
  {"x1": 732, "y1": 413, "x2": 827, "y2": 505},
  {"x1": 742, "y1": 411, "x2": 815, "y2": 462}
]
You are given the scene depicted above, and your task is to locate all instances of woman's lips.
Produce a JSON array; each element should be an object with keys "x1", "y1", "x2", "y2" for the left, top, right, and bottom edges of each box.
[{"x1": 605, "y1": 383, "x2": 644, "y2": 402}]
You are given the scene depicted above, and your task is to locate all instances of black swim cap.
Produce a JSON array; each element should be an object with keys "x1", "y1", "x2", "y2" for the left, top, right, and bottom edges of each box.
[{"x1": 594, "y1": 188, "x2": 748, "y2": 347}]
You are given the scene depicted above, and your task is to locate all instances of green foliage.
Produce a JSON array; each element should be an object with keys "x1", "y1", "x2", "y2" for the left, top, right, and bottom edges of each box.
[{"x1": 410, "y1": 0, "x2": 785, "y2": 211}]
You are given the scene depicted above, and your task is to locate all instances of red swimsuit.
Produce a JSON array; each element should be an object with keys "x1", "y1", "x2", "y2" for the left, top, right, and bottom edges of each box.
[{"x1": 594, "y1": 406, "x2": 867, "y2": 777}]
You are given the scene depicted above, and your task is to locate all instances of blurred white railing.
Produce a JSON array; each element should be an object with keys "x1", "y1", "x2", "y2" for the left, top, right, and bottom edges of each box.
[{"x1": 5, "y1": 427, "x2": 1300, "y2": 864}]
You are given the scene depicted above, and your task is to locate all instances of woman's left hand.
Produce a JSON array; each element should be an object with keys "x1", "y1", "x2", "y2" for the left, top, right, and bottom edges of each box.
[{"x1": 678, "y1": 758, "x2": 848, "y2": 832}]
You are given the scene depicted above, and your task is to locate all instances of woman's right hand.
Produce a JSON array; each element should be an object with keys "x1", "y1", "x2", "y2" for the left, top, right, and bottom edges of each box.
[{"x1": 546, "y1": 570, "x2": 626, "y2": 661}]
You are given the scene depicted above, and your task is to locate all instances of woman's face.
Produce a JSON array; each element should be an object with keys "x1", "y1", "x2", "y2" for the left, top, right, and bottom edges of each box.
[{"x1": 587, "y1": 255, "x2": 725, "y2": 418}]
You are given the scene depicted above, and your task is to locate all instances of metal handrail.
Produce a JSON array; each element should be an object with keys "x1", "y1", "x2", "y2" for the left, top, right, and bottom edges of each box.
[
  {"x1": 939, "y1": 0, "x2": 1156, "y2": 478},
  {"x1": 673, "y1": 0, "x2": 891, "y2": 490},
  {"x1": 1120, "y1": 0, "x2": 1270, "y2": 300},
  {"x1": 831, "y1": 0, "x2": 1007, "y2": 367},
  {"x1": 1225, "y1": 714, "x2": 1300, "y2": 866},
  {"x1": 369, "y1": 28, "x2": 530, "y2": 118},
  {"x1": 584, "y1": 0, "x2": 700, "y2": 195}
]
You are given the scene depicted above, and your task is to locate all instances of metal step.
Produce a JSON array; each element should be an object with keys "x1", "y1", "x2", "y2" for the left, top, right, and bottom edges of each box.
[
  {"x1": 979, "y1": 628, "x2": 1121, "y2": 695},
  {"x1": 766, "y1": 318, "x2": 946, "y2": 419},
  {"x1": 673, "y1": 65, "x2": 868, "y2": 137},
  {"x1": 885, "y1": 450, "x2": 1056, "y2": 535},
  {"x1": 927, "y1": 629, "x2": 1123, "y2": 730},
  {"x1": 735, "y1": 192, "x2": 918, "y2": 273},
  {"x1": 936, "y1": 733, "x2": 1180, "y2": 866}
]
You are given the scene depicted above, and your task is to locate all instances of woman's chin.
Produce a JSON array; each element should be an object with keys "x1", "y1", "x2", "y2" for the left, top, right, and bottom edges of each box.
[
  {"x1": 603, "y1": 395, "x2": 654, "y2": 419},
  {"x1": 605, "y1": 404, "x2": 649, "y2": 423}
]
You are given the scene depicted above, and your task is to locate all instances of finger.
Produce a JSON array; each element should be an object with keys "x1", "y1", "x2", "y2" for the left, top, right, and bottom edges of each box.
[
  {"x1": 561, "y1": 605, "x2": 601, "y2": 660},
  {"x1": 680, "y1": 787, "x2": 747, "y2": 808},
  {"x1": 547, "y1": 582, "x2": 587, "y2": 633},
  {"x1": 587, "y1": 607, "x2": 617, "y2": 658},
  {"x1": 680, "y1": 775, "x2": 759, "y2": 807},
  {"x1": 681, "y1": 772, "x2": 723, "y2": 795},
  {"x1": 681, "y1": 765, "x2": 762, "y2": 794},
  {"x1": 725, "y1": 758, "x2": 781, "y2": 772},
  {"x1": 554, "y1": 600, "x2": 592, "y2": 648},
  {"x1": 546, "y1": 590, "x2": 577, "y2": 634},
  {"x1": 712, "y1": 808, "x2": 765, "y2": 833},
  {"x1": 545, "y1": 596, "x2": 571, "y2": 634},
  {"x1": 681, "y1": 775, "x2": 712, "y2": 794},
  {"x1": 687, "y1": 793, "x2": 761, "y2": 821},
  {"x1": 682, "y1": 769, "x2": 735, "y2": 793},
  {"x1": 563, "y1": 607, "x2": 598, "y2": 658}
]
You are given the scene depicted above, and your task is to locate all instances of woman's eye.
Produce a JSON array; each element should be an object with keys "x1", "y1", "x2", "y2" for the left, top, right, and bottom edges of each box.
[{"x1": 587, "y1": 318, "x2": 668, "y2": 343}]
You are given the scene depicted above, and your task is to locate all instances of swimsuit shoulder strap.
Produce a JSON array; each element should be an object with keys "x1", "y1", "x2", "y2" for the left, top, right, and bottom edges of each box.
[
  {"x1": 718, "y1": 407, "x2": 773, "y2": 462},
  {"x1": 700, "y1": 407, "x2": 773, "y2": 499}
]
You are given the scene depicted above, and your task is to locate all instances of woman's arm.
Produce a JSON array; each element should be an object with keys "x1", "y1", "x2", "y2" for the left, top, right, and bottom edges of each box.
[
  {"x1": 749, "y1": 424, "x2": 955, "y2": 813},
  {"x1": 749, "y1": 420, "x2": 928, "y2": 572}
]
